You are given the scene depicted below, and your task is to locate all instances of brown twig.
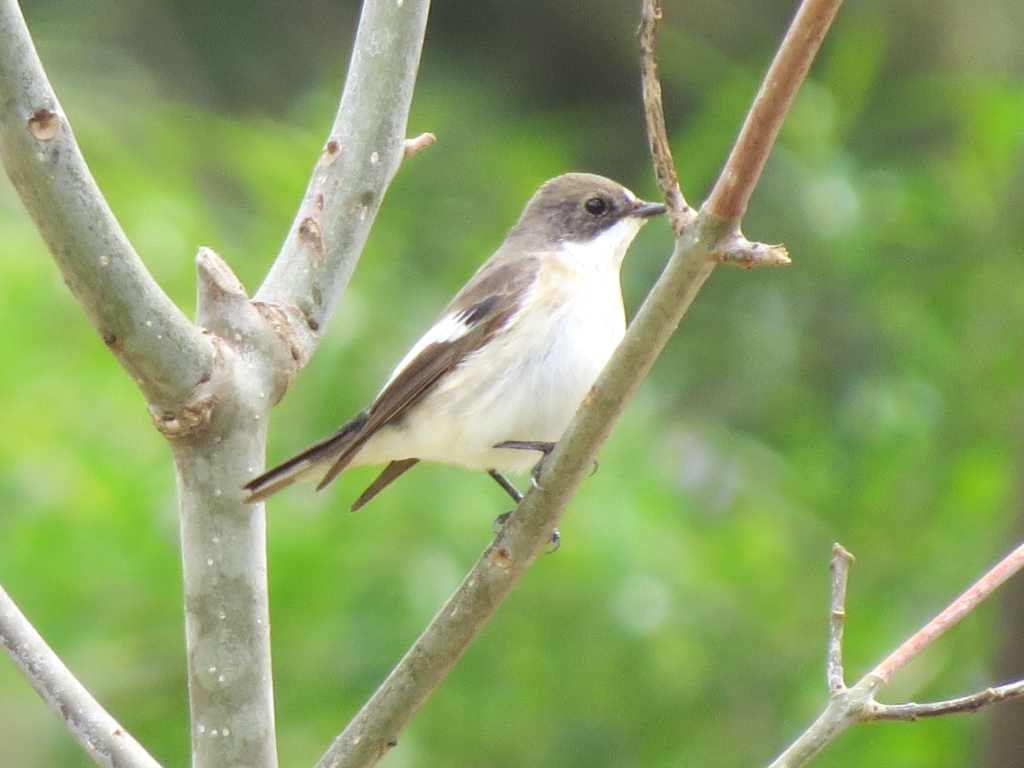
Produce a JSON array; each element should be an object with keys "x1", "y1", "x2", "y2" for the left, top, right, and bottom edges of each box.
[
  {"x1": 637, "y1": 0, "x2": 694, "y2": 233},
  {"x1": 869, "y1": 540, "x2": 1024, "y2": 684},
  {"x1": 826, "y1": 544, "x2": 854, "y2": 696},
  {"x1": 639, "y1": 0, "x2": 811, "y2": 268},
  {"x1": 703, "y1": 0, "x2": 844, "y2": 222}
]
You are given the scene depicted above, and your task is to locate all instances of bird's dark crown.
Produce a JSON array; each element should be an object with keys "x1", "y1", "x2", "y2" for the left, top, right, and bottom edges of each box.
[{"x1": 509, "y1": 173, "x2": 662, "y2": 246}]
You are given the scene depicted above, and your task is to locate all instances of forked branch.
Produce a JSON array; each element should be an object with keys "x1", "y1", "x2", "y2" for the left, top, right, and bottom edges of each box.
[{"x1": 768, "y1": 541, "x2": 1024, "y2": 768}]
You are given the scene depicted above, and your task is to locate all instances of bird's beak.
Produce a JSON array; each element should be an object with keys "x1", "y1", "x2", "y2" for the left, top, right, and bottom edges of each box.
[{"x1": 632, "y1": 199, "x2": 668, "y2": 218}]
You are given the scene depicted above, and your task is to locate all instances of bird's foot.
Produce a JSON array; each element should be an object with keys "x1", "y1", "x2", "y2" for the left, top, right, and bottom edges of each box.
[
  {"x1": 494, "y1": 440, "x2": 556, "y2": 488},
  {"x1": 491, "y1": 510, "x2": 560, "y2": 553}
]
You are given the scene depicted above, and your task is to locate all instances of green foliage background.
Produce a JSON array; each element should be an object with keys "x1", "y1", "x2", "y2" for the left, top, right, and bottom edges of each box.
[{"x1": 3, "y1": 0, "x2": 1024, "y2": 766}]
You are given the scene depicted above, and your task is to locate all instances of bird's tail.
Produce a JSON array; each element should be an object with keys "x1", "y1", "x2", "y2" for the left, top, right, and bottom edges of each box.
[{"x1": 241, "y1": 410, "x2": 370, "y2": 503}]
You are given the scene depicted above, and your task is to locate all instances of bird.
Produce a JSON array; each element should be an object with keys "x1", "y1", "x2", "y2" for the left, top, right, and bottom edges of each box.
[{"x1": 242, "y1": 172, "x2": 666, "y2": 510}]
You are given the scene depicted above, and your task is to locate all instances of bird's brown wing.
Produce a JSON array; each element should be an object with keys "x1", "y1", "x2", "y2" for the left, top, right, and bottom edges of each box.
[{"x1": 313, "y1": 254, "x2": 540, "y2": 490}]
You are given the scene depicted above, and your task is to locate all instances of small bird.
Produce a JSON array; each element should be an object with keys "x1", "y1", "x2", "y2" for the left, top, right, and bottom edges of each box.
[{"x1": 242, "y1": 173, "x2": 665, "y2": 510}]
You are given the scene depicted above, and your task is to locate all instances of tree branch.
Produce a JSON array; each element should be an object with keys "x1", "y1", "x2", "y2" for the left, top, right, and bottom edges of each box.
[
  {"x1": 2, "y1": 0, "x2": 432, "y2": 766},
  {"x1": 0, "y1": 582, "x2": 163, "y2": 768},
  {"x1": 826, "y1": 544, "x2": 854, "y2": 695},
  {"x1": 637, "y1": 0, "x2": 693, "y2": 233},
  {"x1": 768, "y1": 539, "x2": 1024, "y2": 768},
  {"x1": 314, "y1": 1, "x2": 838, "y2": 765},
  {"x1": 703, "y1": 0, "x2": 844, "y2": 222},
  {"x1": 867, "y1": 681, "x2": 1024, "y2": 721},
  {"x1": 639, "y1": 0, "x2": 791, "y2": 267},
  {"x1": 254, "y1": 0, "x2": 433, "y2": 368},
  {"x1": 166, "y1": 248, "x2": 288, "y2": 768},
  {"x1": 868, "y1": 539, "x2": 1024, "y2": 684},
  {"x1": 0, "y1": 0, "x2": 215, "y2": 417}
]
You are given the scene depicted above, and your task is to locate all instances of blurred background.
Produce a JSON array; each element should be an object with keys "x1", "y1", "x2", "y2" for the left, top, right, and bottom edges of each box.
[{"x1": 3, "y1": 0, "x2": 1024, "y2": 766}]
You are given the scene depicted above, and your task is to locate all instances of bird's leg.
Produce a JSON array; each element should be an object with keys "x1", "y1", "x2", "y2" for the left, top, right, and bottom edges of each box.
[
  {"x1": 488, "y1": 470, "x2": 521, "y2": 537},
  {"x1": 494, "y1": 440, "x2": 556, "y2": 488},
  {"x1": 487, "y1": 468, "x2": 523, "y2": 504},
  {"x1": 494, "y1": 440, "x2": 598, "y2": 485},
  {"x1": 489, "y1": 446, "x2": 560, "y2": 552}
]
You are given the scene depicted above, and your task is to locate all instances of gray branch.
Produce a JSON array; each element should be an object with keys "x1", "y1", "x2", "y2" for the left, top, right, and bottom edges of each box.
[
  {"x1": 1, "y1": 0, "x2": 430, "y2": 766},
  {"x1": 169, "y1": 248, "x2": 286, "y2": 768},
  {"x1": 769, "y1": 538, "x2": 1024, "y2": 768},
  {"x1": 0, "y1": 582, "x2": 164, "y2": 768},
  {"x1": 0, "y1": 0, "x2": 215, "y2": 417},
  {"x1": 868, "y1": 681, "x2": 1024, "y2": 720},
  {"x1": 826, "y1": 544, "x2": 854, "y2": 695},
  {"x1": 255, "y1": 0, "x2": 433, "y2": 366},
  {"x1": 173, "y1": 0, "x2": 432, "y2": 765}
]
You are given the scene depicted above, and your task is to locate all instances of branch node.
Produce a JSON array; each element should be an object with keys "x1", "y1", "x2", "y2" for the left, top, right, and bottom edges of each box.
[
  {"x1": 148, "y1": 334, "x2": 225, "y2": 440},
  {"x1": 713, "y1": 232, "x2": 791, "y2": 268},
  {"x1": 297, "y1": 217, "x2": 327, "y2": 266},
  {"x1": 26, "y1": 106, "x2": 60, "y2": 140},
  {"x1": 253, "y1": 301, "x2": 307, "y2": 366},
  {"x1": 403, "y1": 132, "x2": 436, "y2": 159},
  {"x1": 149, "y1": 393, "x2": 217, "y2": 440},
  {"x1": 488, "y1": 546, "x2": 515, "y2": 570},
  {"x1": 320, "y1": 138, "x2": 343, "y2": 167}
]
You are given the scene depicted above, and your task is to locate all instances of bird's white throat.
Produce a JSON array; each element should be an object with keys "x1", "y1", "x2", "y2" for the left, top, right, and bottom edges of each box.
[{"x1": 556, "y1": 215, "x2": 646, "y2": 272}]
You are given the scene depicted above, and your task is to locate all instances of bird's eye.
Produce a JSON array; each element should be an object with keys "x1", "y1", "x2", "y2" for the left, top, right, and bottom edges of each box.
[{"x1": 583, "y1": 196, "x2": 610, "y2": 217}]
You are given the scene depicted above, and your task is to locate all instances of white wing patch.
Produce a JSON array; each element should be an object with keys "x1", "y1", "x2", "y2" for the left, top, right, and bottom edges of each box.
[{"x1": 380, "y1": 311, "x2": 474, "y2": 391}]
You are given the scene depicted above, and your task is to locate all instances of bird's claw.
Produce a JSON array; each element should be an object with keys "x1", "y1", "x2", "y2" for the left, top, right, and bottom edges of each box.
[
  {"x1": 492, "y1": 511, "x2": 560, "y2": 554},
  {"x1": 492, "y1": 510, "x2": 512, "y2": 534}
]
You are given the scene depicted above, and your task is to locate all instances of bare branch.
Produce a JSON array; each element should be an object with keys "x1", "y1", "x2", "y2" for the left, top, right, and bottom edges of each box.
[
  {"x1": 254, "y1": 0, "x2": 432, "y2": 366},
  {"x1": 0, "y1": 0, "x2": 215, "y2": 416},
  {"x1": 826, "y1": 544, "x2": 854, "y2": 696},
  {"x1": 315, "y1": 539, "x2": 547, "y2": 768},
  {"x1": 769, "y1": 538, "x2": 1024, "y2": 768},
  {"x1": 869, "y1": 539, "x2": 1024, "y2": 684},
  {"x1": 867, "y1": 680, "x2": 1024, "y2": 721},
  {"x1": 0, "y1": 583, "x2": 163, "y2": 768},
  {"x1": 703, "y1": 0, "x2": 843, "y2": 222},
  {"x1": 637, "y1": 0, "x2": 693, "y2": 233},
  {"x1": 634, "y1": 0, "x2": 802, "y2": 268},
  {"x1": 159, "y1": 248, "x2": 285, "y2": 768}
]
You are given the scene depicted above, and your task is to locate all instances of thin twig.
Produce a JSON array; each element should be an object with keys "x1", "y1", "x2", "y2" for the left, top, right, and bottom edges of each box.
[
  {"x1": 403, "y1": 132, "x2": 437, "y2": 159},
  {"x1": 826, "y1": 544, "x2": 854, "y2": 696},
  {"x1": 0, "y1": 583, "x2": 163, "y2": 768},
  {"x1": 715, "y1": 231, "x2": 790, "y2": 268},
  {"x1": 703, "y1": 0, "x2": 844, "y2": 221},
  {"x1": 770, "y1": 539, "x2": 1024, "y2": 768},
  {"x1": 637, "y1": 0, "x2": 693, "y2": 233},
  {"x1": 869, "y1": 540, "x2": 1024, "y2": 684},
  {"x1": 867, "y1": 680, "x2": 1024, "y2": 721},
  {"x1": 639, "y1": 0, "x2": 801, "y2": 268}
]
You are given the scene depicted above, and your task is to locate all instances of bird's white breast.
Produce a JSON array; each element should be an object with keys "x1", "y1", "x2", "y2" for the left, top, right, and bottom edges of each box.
[{"x1": 353, "y1": 217, "x2": 641, "y2": 473}]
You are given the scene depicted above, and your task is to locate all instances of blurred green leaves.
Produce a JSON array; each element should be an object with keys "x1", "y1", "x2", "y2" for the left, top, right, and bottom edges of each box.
[{"x1": 5, "y1": 2, "x2": 1024, "y2": 767}]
